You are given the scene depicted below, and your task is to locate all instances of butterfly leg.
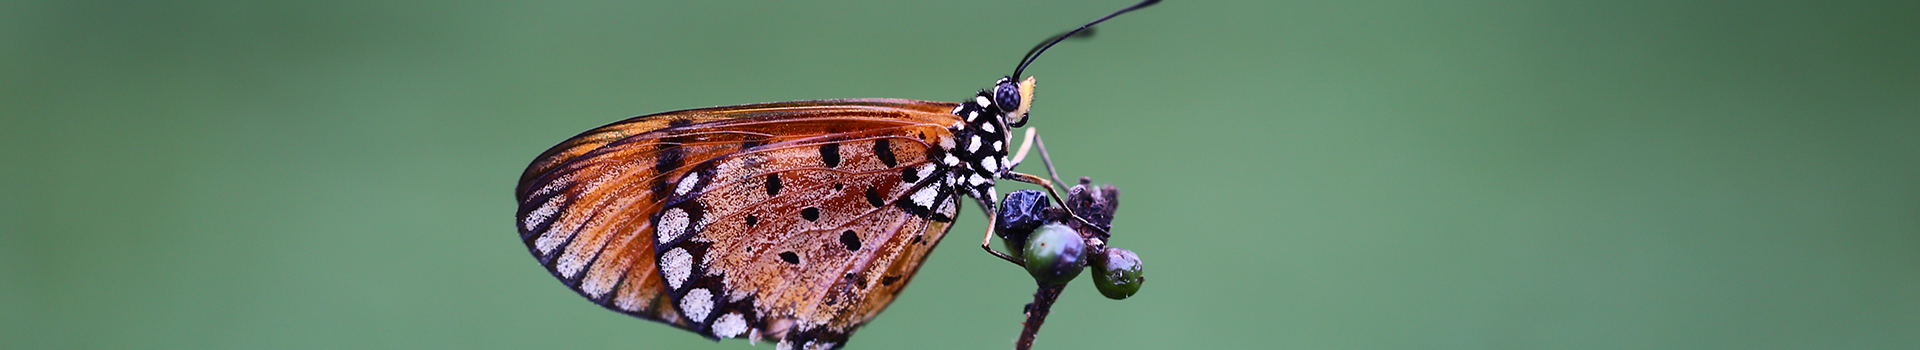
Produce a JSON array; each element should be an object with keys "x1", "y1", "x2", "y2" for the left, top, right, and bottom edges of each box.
[
  {"x1": 1002, "y1": 128, "x2": 1113, "y2": 237},
  {"x1": 979, "y1": 211, "x2": 1025, "y2": 265}
]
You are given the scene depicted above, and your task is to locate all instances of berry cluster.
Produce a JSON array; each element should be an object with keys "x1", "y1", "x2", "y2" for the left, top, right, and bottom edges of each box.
[{"x1": 995, "y1": 178, "x2": 1145, "y2": 298}]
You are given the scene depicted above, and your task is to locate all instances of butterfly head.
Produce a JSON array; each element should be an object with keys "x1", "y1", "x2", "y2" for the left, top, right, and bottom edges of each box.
[{"x1": 992, "y1": 76, "x2": 1037, "y2": 128}]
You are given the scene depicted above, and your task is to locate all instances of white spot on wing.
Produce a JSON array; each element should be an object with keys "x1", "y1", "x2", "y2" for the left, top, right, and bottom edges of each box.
[
  {"x1": 804, "y1": 340, "x2": 837, "y2": 350},
  {"x1": 993, "y1": 140, "x2": 1003, "y2": 151},
  {"x1": 713, "y1": 313, "x2": 748, "y2": 338},
  {"x1": 982, "y1": 157, "x2": 999, "y2": 173},
  {"x1": 969, "y1": 174, "x2": 989, "y2": 186},
  {"x1": 939, "y1": 136, "x2": 955, "y2": 150},
  {"x1": 911, "y1": 185, "x2": 939, "y2": 208},
  {"x1": 967, "y1": 110, "x2": 978, "y2": 122},
  {"x1": 675, "y1": 172, "x2": 700, "y2": 196},
  {"x1": 524, "y1": 200, "x2": 559, "y2": 232},
  {"x1": 951, "y1": 105, "x2": 964, "y2": 114},
  {"x1": 943, "y1": 154, "x2": 960, "y2": 166},
  {"x1": 556, "y1": 247, "x2": 589, "y2": 278},
  {"x1": 968, "y1": 135, "x2": 982, "y2": 152},
  {"x1": 682, "y1": 288, "x2": 714, "y2": 322},
  {"x1": 533, "y1": 176, "x2": 572, "y2": 197},
  {"x1": 981, "y1": 122, "x2": 995, "y2": 133},
  {"x1": 915, "y1": 164, "x2": 935, "y2": 182},
  {"x1": 534, "y1": 231, "x2": 565, "y2": 256},
  {"x1": 975, "y1": 96, "x2": 991, "y2": 107},
  {"x1": 663, "y1": 247, "x2": 693, "y2": 290},
  {"x1": 658, "y1": 208, "x2": 689, "y2": 243},
  {"x1": 532, "y1": 209, "x2": 581, "y2": 255}
]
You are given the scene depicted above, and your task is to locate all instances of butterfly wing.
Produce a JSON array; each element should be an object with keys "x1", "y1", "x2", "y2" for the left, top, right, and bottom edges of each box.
[{"x1": 516, "y1": 99, "x2": 966, "y2": 348}]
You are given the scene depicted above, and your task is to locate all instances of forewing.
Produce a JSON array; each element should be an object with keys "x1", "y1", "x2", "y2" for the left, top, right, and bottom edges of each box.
[{"x1": 514, "y1": 99, "x2": 962, "y2": 343}]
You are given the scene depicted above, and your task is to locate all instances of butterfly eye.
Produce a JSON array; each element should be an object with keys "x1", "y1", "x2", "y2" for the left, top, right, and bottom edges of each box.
[
  {"x1": 993, "y1": 81, "x2": 1022, "y2": 112},
  {"x1": 993, "y1": 80, "x2": 1029, "y2": 127}
]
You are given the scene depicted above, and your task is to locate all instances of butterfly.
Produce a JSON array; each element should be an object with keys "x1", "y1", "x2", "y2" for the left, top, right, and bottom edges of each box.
[{"x1": 512, "y1": 1, "x2": 1159, "y2": 349}]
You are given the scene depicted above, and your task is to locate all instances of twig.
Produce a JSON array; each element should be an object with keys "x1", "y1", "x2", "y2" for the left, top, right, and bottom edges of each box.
[{"x1": 1016, "y1": 282, "x2": 1068, "y2": 350}]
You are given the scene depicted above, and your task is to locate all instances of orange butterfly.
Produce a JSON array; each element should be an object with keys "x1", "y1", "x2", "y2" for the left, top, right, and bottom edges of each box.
[{"x1": 513, "y1": 1, "x2": 1160, "y2": 349}]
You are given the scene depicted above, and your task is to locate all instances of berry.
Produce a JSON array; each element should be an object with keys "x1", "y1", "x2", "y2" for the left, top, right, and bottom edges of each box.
[
  {"x1": 1091, "y1": 248, "x2": 1144, "y2": 300},
  {"x1": 996, "y1": 189, "x2": 1050, "y2": 255},
  {"x1": 1022, "y1": 223, "x2": 1086, "y2": 285}
]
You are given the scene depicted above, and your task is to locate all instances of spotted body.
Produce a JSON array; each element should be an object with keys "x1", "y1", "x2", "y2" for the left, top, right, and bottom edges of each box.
[{"x1": 515, "y1": 78, "x2": 1033, "y2": 350}]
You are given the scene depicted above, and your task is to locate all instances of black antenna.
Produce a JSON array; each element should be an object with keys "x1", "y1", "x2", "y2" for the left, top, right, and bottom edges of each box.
[{"x1": 1010, "y1": 0, "x2": 1163, "y2": 79}]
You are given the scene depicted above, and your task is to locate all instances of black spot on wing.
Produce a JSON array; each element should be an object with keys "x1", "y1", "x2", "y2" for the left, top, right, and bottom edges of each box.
[
  {"x1": 744, "y1": 215, "x2": 757, "y2": 227},
  {"x1": 901, "y1": 167, "x2": 921, "y2": 184},
  {"x1": 766, "y1": 174, "x2": 782, "y2": 196},
  {"x1": 839, "y1": 230, "x2": 861, "y2": 251},
  {"x1": 864, "y1": 187, "x2": 884, "y2": 207},
  {"x1": 801, "y1": 207, "x2": 820, "y2": 221},
  {"x1": 820, "y1": 143, "x2": 841, "y2": 168},
  {"x1": 779, "y1": 251, "x2": 800, "y2": 264},
  {"x1": 873, "y1": 138, "x2": 897, "y2": 167},
  {"x1": 654, "y1": 144, "x2": 684, "y2": 174},
  {"x1": 651, "y1": 143, "x2": 684, "y2": 201},
  {"x1": 881, "y1": 275, "x2": 901, "y2": 286}
]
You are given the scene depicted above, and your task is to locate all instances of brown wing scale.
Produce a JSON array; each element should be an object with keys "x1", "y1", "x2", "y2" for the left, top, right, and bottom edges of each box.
[{"x1": 515, "y1": 99, "x2": 964, "y2": 349}]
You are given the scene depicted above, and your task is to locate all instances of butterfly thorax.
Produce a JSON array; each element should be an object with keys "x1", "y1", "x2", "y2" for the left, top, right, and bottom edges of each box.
[{"x1": 945, "y1": 89, "x2": 1016, "y2": 207}]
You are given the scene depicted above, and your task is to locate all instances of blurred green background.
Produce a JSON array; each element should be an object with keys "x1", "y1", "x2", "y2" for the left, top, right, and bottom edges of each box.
[{"x1": 4, "y1": 1, "x2": 1916, "y2": 349}]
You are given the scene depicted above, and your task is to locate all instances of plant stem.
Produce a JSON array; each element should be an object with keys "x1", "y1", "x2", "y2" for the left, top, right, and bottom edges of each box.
[{"x1": 1016, "y1": 282, "x2": 1068, "y2": 350}]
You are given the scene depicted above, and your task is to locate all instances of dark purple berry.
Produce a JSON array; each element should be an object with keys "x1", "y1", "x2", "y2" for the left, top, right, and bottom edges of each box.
[{"x1": 996, "y1": 189, "x2": 1050, "y2": 253}]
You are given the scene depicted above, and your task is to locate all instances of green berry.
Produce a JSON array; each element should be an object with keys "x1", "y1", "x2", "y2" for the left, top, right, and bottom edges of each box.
[
  {"x1": 1092, "y1": 248, "x2": 1144, "y2": 300},
  {"x1": 1023, "y1": 223, "x2": 1086, "y2": 285}
]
